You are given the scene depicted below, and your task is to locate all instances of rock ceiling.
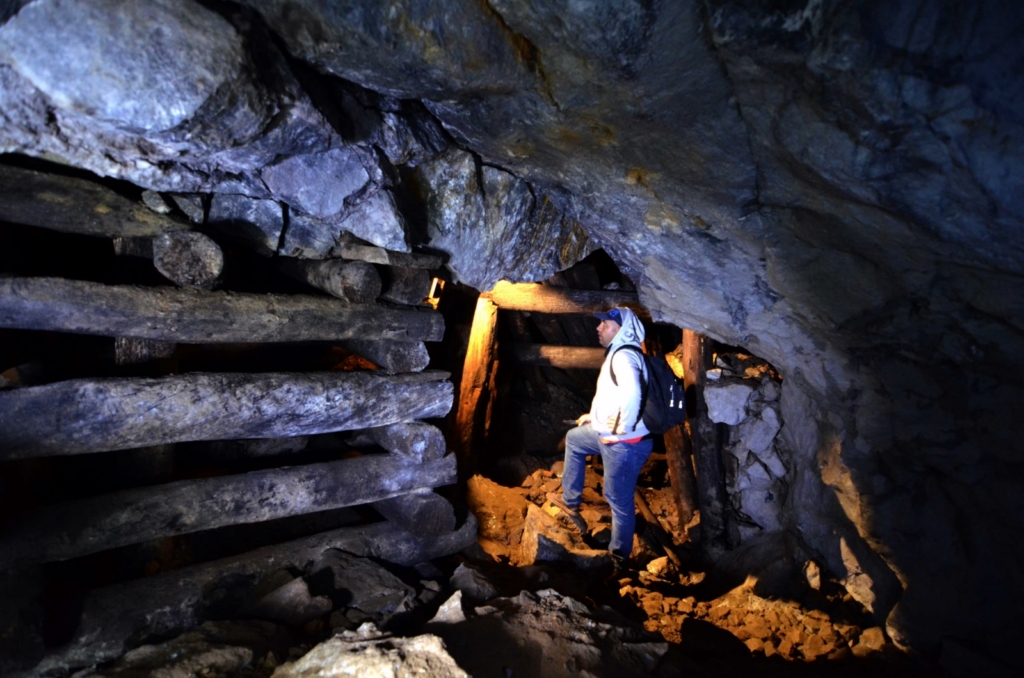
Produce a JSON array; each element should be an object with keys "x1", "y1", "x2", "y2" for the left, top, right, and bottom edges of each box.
[{"x1": 2, "y1": 0, "x2": 1023, "y2": 663}]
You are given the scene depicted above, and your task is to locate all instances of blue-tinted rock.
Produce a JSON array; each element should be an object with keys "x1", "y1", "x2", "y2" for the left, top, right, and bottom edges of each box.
[
  {"x1": 208, "y1": 194, "x2": 284, "y2": 257},
  {"x1": 261, "y1": 148, "x2": 370, "y2": 220},
  {"x1": 416, "y1": 149, "x2": 593, "y2": 290}
]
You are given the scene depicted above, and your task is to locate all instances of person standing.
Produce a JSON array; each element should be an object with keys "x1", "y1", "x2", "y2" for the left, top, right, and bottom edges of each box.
[{"x1": 548, "y1": 306, "x2": 653, "y2": 570}]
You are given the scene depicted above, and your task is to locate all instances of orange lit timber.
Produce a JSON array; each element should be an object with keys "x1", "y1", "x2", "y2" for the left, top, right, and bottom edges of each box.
[
  {"x1": 507, "y1": 344, "x2": 605, "y2": 369},
  {"x1": 425, "y1": 277, "x2": 445, "y2": 309},
  {"x1": 454, "y1": 296, "x2": 499, "y2": 474},
  {"x1": 482, "y1": 280, "x2": 648, "y2": 319}
]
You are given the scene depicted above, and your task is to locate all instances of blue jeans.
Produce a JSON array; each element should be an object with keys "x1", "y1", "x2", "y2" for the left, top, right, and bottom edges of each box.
[{"x1": 561, "y1": 425, "x2": 653, "y2": 559}]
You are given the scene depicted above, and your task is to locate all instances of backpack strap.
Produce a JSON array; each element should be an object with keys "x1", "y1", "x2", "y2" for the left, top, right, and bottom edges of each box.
[{"x1": 608, "y1": 344, "x2": 648, "y2": 430}]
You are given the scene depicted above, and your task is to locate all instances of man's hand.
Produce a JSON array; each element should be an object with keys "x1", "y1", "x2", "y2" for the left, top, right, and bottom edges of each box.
[{"x1": 576, "y1": 413, "x2": 591, "y2": 426}]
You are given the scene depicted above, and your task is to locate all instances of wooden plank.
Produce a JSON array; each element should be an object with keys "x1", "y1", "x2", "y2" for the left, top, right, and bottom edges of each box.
[
  {"x1": 379, "y1": 266, "x2": 431, "y2": 306},
  {"x1": 364, "y1": 421, "x2": 447, "y2": 462},
  {"x1": 334, "y1": 243, "x2": 442, "y2": 269},
  {"x1": 507, "y1": 344, "x2": 605, "y2": 369},
  {"x1": 152, "y1": 232, "x2": 224, "y2": 288},
  {"x1": 0, "y1": 163, "x2": 188, "y2": 237},
  {"x1": 0, "y1": 277, "x2": 444, "y2": 343},
  {"x1": 454, "y1": 297, "x2": 498, "y2": 472},
  {"x1": 0, "y1": 452, "x2": 458, "y2": 565},
  {"x1": 29, "y1": 515, "x2": 478, "y2": 676},
  {"x1": 0, "y1": 371, "x2": 453, "y2": 459},
  {"x1": 276, "y1": 257, "x2": 381, "y2": 302},
  {"x1": 482, "y1": 281, "x2": 647, "y2": 318}
]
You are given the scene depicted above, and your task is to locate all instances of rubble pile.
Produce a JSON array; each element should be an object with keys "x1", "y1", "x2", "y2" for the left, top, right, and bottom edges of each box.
[
  {"x1": 465, "y1": 421, "x2": 913, "y2": 673},
  {"x1": 467, "y1": 463, "x2": 673, "y2": 570},
  {"x1": 619, "y1": 569, "x2": 894, "y2": 664},
  {"x1": 424, "y1": 587, "x2": 674, "y2": 678}
]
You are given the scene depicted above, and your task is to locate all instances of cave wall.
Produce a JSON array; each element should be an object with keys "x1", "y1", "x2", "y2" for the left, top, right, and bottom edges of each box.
[{"x1": 2, "y1": 0, "x2": 1023, "y2": 664}]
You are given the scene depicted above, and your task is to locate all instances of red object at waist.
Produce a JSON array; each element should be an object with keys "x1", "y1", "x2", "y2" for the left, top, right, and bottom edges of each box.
[{"x1": 601, "y1": 436, "x2": 645, "y2": 444}]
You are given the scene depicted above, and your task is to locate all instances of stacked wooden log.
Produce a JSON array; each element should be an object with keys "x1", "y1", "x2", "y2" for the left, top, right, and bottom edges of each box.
[{"x1": 0, "y1": 164, "x2": 472, "y2": 669}]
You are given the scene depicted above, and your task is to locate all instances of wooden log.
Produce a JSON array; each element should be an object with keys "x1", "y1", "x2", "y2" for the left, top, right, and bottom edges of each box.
[
  {"x1": 364, "y1": 421, "x2": 447, "y2": 462},
  {"x1": 454, "y1": 297, "x2": 499, "y2": 474},
  {"x1": 339, "y1": 339, "x2": 431, "y2": 373},
  {"x1": 482, "y1": 281, "x2": 647, "y2": 318},
  {"x1": 30, "y1": 515, "x2": 478, "y2": 676},
  {"x1": 0, "y1": 164, "x2": 188, "y2": 238},
  {"x1": 0, "y1": 277, "x2": 444, "y2": 343},
  {"x1": 0, "y1": 371, "x2": 453, "y2": 459},
  {"x1": 0, "y1": 452, "x2": 457, "y2": 565},
  {"x1": 684, "y1": 329, "x2": 728, "y2": 556},
  {"x1": 372, "y1": 488, "x2": 457, "y2": 536},
  {"x1": 380, "y1": 266, "x2": 431, "y2": 305},
  {"x1": 334, "y1": 243, "x2": 442, "y2": 269},
  {"x1": 152, "y1": 232, "x2": 224, "y2": 288},
  {"x1": 277, "y1": 257, "x2": 382, "y2": 303},
  {"x1": 507, "y1": 344, "x2": 605, "y2": 369}
]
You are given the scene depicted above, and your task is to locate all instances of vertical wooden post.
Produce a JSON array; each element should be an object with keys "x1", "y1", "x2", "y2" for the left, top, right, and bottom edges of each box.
[
  {"x1": 683, "y1": 329, "x2": 727, "y2": 556},
  {"x1": 663, "y1": 424, "x2": 698, "y2": 529},
  {"x1": 454, "y1": 296, "x2": 499, "y2": 476},
  {"x1": 650, "y1": 338, "x2": 698, "y2": 535}
]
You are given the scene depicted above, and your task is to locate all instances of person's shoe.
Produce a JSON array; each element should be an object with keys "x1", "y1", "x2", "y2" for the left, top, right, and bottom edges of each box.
[
  {"x1": 546, "y1": 492, "x2": 588, "y2": 534},
  {"x1": 605, "y1": 553, "x2": 631, "y2": 583}
]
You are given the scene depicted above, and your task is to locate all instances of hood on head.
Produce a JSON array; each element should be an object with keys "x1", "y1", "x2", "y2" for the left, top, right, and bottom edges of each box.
[{"x1": 607, "y1": 307, "x2": 645, "y2": 350}]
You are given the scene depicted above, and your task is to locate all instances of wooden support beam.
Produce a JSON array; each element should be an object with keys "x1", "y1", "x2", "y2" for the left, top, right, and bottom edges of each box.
[
  {"x1": 334, "y1": 243, "x2": 443, "y2": 269},
  {"x1": 276, "y1": 257, "x2": 382, "y2": 303},
  {"x1": 683, "y1": 329, "x2": 727, "y2": 556},
  {"x1": 380, "y1": 266, "x2": 431, "y2": 306},
  {"x1": 482, "y1": 281, "x2": 647, "y2": 318},
  {"x1": 656, "y1": 342, "x2": 698, "y2": 531},
  {"x1": 364, "y1": 421, "x2": 447, "y2": 462},
  {"x1": 454, "y1": 297, "x2": 499, "y2": 474},
  {"x1": 30, "y1": 515, "x2": 478, "y2": 676},
  {"x1": 152, "y1": 232, "x2": 224, "y2": 288},
  {"x1": 0, "y1": 371, "x2": 453, "y2": 459},
  {"x1": 506, "y1": 344, "x2": 605, "y2": 369},
  {"x1": 0, "y1": 277, "x2": 444, "y2": 343},
  {"x1": 663, "y1": 424, "x2": 698, "y2": 528},
  {"x1": 372, "y1": 488, "x2": 457, "y2": 536},
  {"x1": 0, "y1": 452, "x2": 457, "y2": 565},
  {"x1": 0, "y1": 164, "x2": 188, "y2": 238},
  {"x1": 339, "y1": 339, "x2": 431, "y2": 374}
]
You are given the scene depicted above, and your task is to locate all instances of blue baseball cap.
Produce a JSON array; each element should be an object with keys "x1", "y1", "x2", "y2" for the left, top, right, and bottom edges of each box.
[{"x1": 594, "y1": 308, "x2": 622, "y2": 325}]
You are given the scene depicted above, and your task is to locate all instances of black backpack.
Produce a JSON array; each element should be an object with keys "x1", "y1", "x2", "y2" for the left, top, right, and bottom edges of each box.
[{"x1": 609, "y1": 345, "x2": 686, "y2": 435}]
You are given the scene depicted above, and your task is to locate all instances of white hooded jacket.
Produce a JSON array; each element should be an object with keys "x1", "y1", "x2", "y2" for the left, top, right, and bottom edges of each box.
[{"x1": 588, "y1": 307, "x2": 650, "y2": 441}]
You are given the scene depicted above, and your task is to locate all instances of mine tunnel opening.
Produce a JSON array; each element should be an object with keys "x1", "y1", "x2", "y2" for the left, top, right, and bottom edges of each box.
[{"x1": 444, "y1": 248, "x2": 796, "y2": 576}]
